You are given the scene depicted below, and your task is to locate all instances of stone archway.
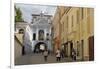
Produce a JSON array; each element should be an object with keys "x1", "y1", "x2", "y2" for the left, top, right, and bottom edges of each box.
[{"x1": 33, "y1": 42, "x2": 47, "y2": 53}]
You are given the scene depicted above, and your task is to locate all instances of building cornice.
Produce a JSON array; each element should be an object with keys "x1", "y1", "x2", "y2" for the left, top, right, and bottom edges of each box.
[{"x1": 32, "y1": 14, "x2": 52, "y2": 17}]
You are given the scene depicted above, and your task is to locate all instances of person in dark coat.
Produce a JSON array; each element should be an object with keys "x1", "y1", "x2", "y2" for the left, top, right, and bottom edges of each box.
[{"x1": 43, "y1": 49, "x2": 48, "y2": 62}]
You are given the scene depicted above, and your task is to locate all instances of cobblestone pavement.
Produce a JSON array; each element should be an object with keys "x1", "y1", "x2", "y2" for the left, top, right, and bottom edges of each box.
[{"x1": 15, "y1": 53, "x2": 73, "y2": 65}]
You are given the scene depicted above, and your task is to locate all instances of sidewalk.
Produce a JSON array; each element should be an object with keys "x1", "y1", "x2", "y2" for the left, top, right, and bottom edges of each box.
[{"x1": 15, "y1": 53, "x2": 73, "y2": 65}]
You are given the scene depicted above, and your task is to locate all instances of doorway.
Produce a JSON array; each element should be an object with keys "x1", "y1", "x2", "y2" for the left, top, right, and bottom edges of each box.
[
  {"x1": 70, "y1": 42, "x2": 73, "y2": 57},
  {"x1": 88, "y1": 36, "x2": 94, "y2": 61},
  {"x1": 81, "y1": 40, "x2": 84, "y2": 60}
]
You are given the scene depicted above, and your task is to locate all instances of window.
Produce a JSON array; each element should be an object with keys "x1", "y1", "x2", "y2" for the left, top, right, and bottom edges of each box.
[
  {"x1": 46, "y1": 33, "x2": 49, "y2": 40},
  {"x1": 66, "y1": 16, "x2": 68, "y2": 27},
  {"x1": 19, "y1": 29, "x2": 24, "y2": 34},
  {"x1": 66, "y1": 16, "x2": 69, "y2": 30},
  {"x1": 32, "y1": 16, "x2": 37, "y2": 23},
  {"x1": 38, "y1": 30, "x2": 44, "y2": 40},
  {"x1": 33, "y1": 33, "x2": 36, "y2": 40},
  {"x1": 81, "y1": 40, "x2": 84, "y2": 57},
  {"x1": 87, "y1": 8, "x2": 91, "y2": 16},
  {"x1": 33, "y1": 16, "x2": 36, "y2": 19},
  {"x1": 62, "y1": 22, "x2": 64, "y2": 32},
  {"x1": 63, "y1": 38, "x2": 64, "y2": 43},
  {"x1": 61, "y1": 22, "x2": 64, "y2": 33},
  {"x1": 77, "y1": 10, "x2": 79, "y2": 24},
  {"x1": 63, "y1": 22, "x2": 64, "y2": 32},
  {"x1": 81, "y1": 8, "x2": 84, "y2": 19},
  {"x1": 72, "y1": 15, "x2": 73, "y2": 27}
]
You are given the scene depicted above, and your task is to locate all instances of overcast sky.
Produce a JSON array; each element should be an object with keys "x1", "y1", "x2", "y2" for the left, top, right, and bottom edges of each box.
[{"x1": 15, "y1": 3, "x2": 57, "y2": 23}]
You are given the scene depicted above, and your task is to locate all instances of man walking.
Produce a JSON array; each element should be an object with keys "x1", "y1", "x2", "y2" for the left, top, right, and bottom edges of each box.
[
  {"x1": 43, "y1": 49, "x2": 48, "y2": 62},
  {"x1": 72, "y1": 48, "x2": 76, "y2": 61}
]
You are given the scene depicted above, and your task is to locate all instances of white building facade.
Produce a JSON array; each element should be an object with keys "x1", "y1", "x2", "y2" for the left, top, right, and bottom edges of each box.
[
  {"x1": 30, "y1": 13, "x2": 53, "y2": 52},
  {"x1": 15, "y1": 13, "x2": 53, "y2": 54}
]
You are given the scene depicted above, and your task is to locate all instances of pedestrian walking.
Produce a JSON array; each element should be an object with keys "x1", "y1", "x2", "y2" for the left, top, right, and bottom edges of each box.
[
  {"x1": 40, "y1": 44, "x2": 45, "y2": 54},
  {"x1": 43, "y1": 49, "x2": 48, "y2": 62},
  {"x1": 56, "y1": 48, "x2": 61, "y2": 61},
  {"x1": 36, "y1": 48, "x2": 39, "y2": 53},
  {"x1": 73, "y1": 51, "x2": 76, "y2": 61},
  {"x1": 72, "y1": 48, "x2": 76, "y2": 61},
  {"x1": 61, "y1": 50, "x2": 64, "y2": 58}
]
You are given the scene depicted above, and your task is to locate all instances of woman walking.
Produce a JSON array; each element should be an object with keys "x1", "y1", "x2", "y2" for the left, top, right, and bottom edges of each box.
[{"x1": 56, "y1": 48, "x2": 61, "y2": 61}]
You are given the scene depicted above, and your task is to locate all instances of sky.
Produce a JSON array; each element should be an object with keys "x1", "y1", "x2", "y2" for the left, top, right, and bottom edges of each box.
[{"x1": 15, "y1": 3, "x2": 57, "y2": 23}]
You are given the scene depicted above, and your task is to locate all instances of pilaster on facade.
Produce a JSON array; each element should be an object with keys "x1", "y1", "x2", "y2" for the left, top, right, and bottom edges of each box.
[
  {"x1": 36, "y1": 28, "x2": 39, "y2": 41},
  {"x1": 44, "y1": 29, "x2": 47, "y2": 40}
]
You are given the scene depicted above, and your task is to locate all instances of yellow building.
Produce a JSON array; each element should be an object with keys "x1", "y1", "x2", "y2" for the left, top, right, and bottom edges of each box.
[{"x1": 53, "y1": 6, "x2": 94, "y2": 61}]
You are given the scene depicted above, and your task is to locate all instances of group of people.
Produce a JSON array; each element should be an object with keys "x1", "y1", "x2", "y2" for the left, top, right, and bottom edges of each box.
[
  {"x1": 43, "y1": 48, "x2": 66, "y2": 62},
  {"x1": 43, "y1": 48, "x2": 77, "y2": 62}
]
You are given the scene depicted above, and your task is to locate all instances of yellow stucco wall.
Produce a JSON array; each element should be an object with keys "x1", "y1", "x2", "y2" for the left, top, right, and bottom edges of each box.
[{"x1": 53, "y1": 6, "x2": 94, "y2": 60}]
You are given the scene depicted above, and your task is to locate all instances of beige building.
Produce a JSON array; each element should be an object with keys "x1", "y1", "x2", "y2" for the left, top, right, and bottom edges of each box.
[
  {"x1": 14, "y1": 33, "x2": 24, "y2": 60},
  {"x1": 53, "y1": 6, "x2": 94, "y2": 61},
  {"x1": 14, "y1": 22, "x2": 26, "y2": 63}
]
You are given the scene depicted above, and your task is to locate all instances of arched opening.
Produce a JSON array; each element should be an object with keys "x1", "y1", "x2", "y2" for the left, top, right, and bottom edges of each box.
[
  {"x1": 33, "y1": 42, "x2": 47, "y2": 53},
  {"x1": 19, "y1": 28, "x2": 24, "y2": 34}
]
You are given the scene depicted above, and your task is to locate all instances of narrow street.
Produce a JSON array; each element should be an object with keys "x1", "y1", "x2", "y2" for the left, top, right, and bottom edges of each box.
[
  {"x1": 15, "y1": 4, "x2": 94, "y2": 65},
  {"x1": 15, "y1": 53, "x2": 73, "y2": 65}
]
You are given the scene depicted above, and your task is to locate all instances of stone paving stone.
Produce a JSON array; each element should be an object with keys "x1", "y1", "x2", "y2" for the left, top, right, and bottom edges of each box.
[{"x1": 15, "y1": 53, "x2": 73, "y2": 65}]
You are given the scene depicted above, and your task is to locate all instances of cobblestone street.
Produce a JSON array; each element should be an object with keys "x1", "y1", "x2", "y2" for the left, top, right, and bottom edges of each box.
[{"x1": 15, "y1": 53, "x2": 73, "y2": 65}]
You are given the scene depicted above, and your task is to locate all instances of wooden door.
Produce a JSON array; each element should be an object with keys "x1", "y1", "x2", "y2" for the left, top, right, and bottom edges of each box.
[{"x1": 89, "y1": 36, "x2": 94, "y2": 61}]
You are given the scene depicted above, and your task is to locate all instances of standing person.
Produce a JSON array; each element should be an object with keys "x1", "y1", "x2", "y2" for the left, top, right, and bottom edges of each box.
[
  {"x1": 56, "y1": 48, "x2": 61, "y2": 61},
  {"x1": 43, "y1": 49, "x2": 48, "y2": 62},
  {"x1": 40, "y1": 44, "x2": 45, "y2": 54},
  {"x1": 61, "y1": 49, "x2": 64, "y2": 58},
  {"x1": 72, "y1": 48, "x2": 76, "y2": 61},
  {"x1": 36, "y1": 48, "x2": 39, "y2": 54},
  {"x1": 73, "y1": 50, "x2": 76, "y2": 61},
  {"x1": 72, "y1": 48, "x2": 74, "y2": 60}
]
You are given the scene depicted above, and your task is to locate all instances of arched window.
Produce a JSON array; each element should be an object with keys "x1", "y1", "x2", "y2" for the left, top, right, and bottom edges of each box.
[
  {"x1": 38, "y1": 30, "x2": 44, "y2": 40},
  {"x1": 19, "y1": 29, "x2": 24, "y2": 34}
]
